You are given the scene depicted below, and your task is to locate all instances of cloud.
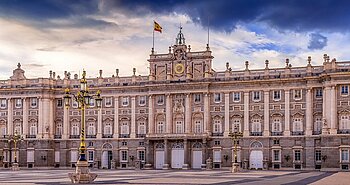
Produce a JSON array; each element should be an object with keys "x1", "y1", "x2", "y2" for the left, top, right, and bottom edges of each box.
[{"x1": 308, "y1": 33, "x2": 328, "y2": 50}]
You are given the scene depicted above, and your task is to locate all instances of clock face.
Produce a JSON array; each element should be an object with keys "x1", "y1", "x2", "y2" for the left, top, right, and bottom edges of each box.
[{"x1": 175, "y1": 63, "x2": 185, "y2": 74}]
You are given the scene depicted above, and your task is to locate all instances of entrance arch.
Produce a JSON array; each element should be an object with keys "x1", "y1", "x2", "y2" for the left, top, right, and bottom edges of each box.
[
  {"x1": 171, "y1": 142, "x2": 184, "y2": 169},
  {"x1": 101, "y1": 143, "x2": 113, "y2": 169},
  {"x1": 249, "y1": 141, "x2": 263, "y2": 169},
  {"x1": 192, "y1": 142, "x2": 203, "y2": 169},
  {"x1": 155, "y1": 143, "x2": 165, "y2": 169}
]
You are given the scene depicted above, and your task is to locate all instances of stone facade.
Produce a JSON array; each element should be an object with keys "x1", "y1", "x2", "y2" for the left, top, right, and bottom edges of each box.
[{"x1": 0, "y1": 29, "x2": 350, "y2": 171}]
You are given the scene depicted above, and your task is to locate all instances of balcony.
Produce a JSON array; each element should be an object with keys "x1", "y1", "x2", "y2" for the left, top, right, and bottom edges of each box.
[
  {"x1": 119, "y1": 134, "x2": 130, "y2": 138},
  {"x1": 1, "y1": 135, "x2": 8, "y2": 139},
  {"x1": 211, "y1": 132, "x2": 224, "y2": 137},
  {"x1": 102, "y1": 134, "x2": 113, "y2": 138},
  {"x1": 338, "y1": 130, "x2": 350, "y2": 134},
  {"x1": 313, "y1": 131, "x2": 321, "y2": 135},
  {"x1": 136, "y1": 134, "x2": 146, "y2": 138},
  {"x1": 271, "y1": 132, "x2": 283, "y2": 136},
  {"x1": 250, "y1": 132, "x2": 262, "y2": 136},
  {"x1": 291, "y1": 131, "x2": 304, "y2": 136},
  {"x1": 26, "y1": 135, "x2": 37, "y2": 139},
  {"x1": 54, "y1": 135, "x2": 62, "y2": 139},
  {"x1": 86, "y1": 135, "x2": 97, "y2": 138},
  {"x1": 69, "y1": 135, "x2": 80, "y2": 139}
]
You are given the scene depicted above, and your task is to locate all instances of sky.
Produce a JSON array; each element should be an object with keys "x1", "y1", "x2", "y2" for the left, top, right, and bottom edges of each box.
[{"x1": 1, "y1": 0, "x2": 350, "y2": 79}]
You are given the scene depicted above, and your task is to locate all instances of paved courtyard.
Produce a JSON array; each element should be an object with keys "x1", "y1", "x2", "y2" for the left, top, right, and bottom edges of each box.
[{"x1": 0, "y1": 169, "x2": 349, "y2": 185}]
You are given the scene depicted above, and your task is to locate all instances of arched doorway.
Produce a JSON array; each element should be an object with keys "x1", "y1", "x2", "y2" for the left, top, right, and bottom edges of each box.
[
  {"x1": 192, "y1": 142, "x2": 202, "y2": 169},
  {"x1": 249, "y1": 141, "x2": 263, "y2": 169},
  {"x1": 155, "y1": 143, "x2": 165, "y2": 169},
  {"x1": 101, "y1": 143, "x2": 113, "y2": 169},
  {"x1": 171, "y1": 142, "x2": 184, "y2": 169}
]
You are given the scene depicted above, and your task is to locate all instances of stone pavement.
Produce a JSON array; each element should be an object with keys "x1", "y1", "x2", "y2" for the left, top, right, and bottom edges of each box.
[{"x1": 0, "y1": 169, "x2": 348, "y2": 185}]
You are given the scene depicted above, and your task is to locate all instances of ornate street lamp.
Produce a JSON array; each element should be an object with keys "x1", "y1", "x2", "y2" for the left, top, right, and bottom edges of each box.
[
  {"x1": 66, "y1": 70, "x2": 101, "y2": 183},
  {"x1": 229, "y1": 126, "x2": 243, "y2": 173},
  {"x1": 7, "y1": 130, "x2": 24, "y2": 171}
]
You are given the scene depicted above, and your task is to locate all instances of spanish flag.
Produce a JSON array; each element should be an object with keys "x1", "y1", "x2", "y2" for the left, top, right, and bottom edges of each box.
[{"x1": 154, "y1": 21, "x2": 162, "y2": 33}]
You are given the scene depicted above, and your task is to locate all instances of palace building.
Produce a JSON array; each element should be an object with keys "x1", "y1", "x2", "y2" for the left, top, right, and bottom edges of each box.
[{"x1": 0, "y1": 28, "x2": 350, "y2": 171}]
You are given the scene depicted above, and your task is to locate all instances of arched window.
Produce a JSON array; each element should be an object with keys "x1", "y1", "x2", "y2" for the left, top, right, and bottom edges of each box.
[
  {"x1": 251, "y1": 118, "x2": 261, "y2": 132},
  {"x1": 314, "y1": 116, "x2": 322, "y2": 133},
  {"x1": 29, "y1": 122, "x2": 37, "y2": 135},
  {"x1": 14, "y1": 120, "x2": 22, "y2": 134},
  {"x1": 71, "y1": 123, "x2": 79, "y2": 136},
  {"x1": 138, "y1": 122, "x2": 145, "y2": 135},
  {"x1": 56, "y1": 122, "x2": 63, "y2": 135},
  {"x1": 194, "y1": 120, "x2": 202, "y2": 134},
  {"x1": 272, "y1": 117, "x2": 282, "y2": 132},
  {"x1": 104, "y1": 122, "x2": 112, "y2": 135},
  {"x1": 340, "y1": 114, "x2": 350, "y2": 130},
  {"x1": 0, "y1": 120, "x2": 6, "y2": 137},
  {"x1": 87, "y1": 122, "x2": 96, "y2": 135},
  {"x1": 120, "y1": 122, "x2": 129, "y2": 134},
  {"x1": 213, "y1": 119, "x2": 222, "y2": 133},
  {"x1": 293, "y1": 117, "x2": 303, "y2": 132},
  {"x1": 175, "y1": 121, "x2": 184, "y2": 133},
  {"x1": 157, "y1": 121, "x2": 164, "y2": 133},
  {"x1": 231, "y1": 118, "x2": 241, "y2": 132}
]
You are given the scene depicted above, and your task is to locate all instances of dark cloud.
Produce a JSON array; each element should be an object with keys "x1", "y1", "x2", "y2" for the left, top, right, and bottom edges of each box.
[
  {"x1": 308, "y1": 33, "x2": 328, "y2": 50},
  {"x1": 1, "y1": 0, "x2": 350, "y2": 33}
]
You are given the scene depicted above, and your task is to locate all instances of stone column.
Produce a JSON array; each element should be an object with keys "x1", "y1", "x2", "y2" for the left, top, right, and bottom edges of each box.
[
  {"x1": 204, "y1": 93, "x2": 210, "y2": 134},
  {"x1": 322, "y1": 86, "x2": 331, "y2": 134},
  {"x1": 243, "y1": 92, "x2": 249, "y2": 137},
  {"x1": 131, "y1": 96, "x2": 136, "y2": 138},
  {"x1": 224, "y1": 93, "x2": 230, "y2": 137},
  {"x1": 148, "y1": 95, "x2": 154, "y2": 134},
  {"x1": 182, "y1": 139, "x2": 189, "y2": 169},
  {"x1": 49, "y1": 98, "x2": 55, "y2": 138},
  {"x1": 185, "y1": 94, "x2": 191, "y2": 133},
  {"x1": 263, "y1": 90, "x2": 270, "y2": 136},
  {"x1": 166, "y1": 94, "x2": 172, "y2": 133},
  {"x1": 284, "y1": 90, "x2": 290, "y2": 136},
  {"x1": 38, "y1": 98, "x2": 43, "y2": 138},
  {"x1": 22, "y1": 98, "x2": 28, "y2": 137},
  {"x1": 163, "y1": 139, "x2": 169, "y2": 169},
  {"x1": 97, "y1": 107, "x2": 102, "y2": 139},
  {"x1": 63, "y1": 105, "x2": 69, "y2": 139},
  {"x1": 330, "y1": 86, "x2": 337, "y2": 134},
  {"x1": 113, "y1": 96, "x2": 119, "y2": 138},
  {"x1": 42, "y1": 98, "x2": 50, "y2": 139},
  {"x1": 305, "y1": 89, "x2": 313, "y2": 135},
  {"x1": 7, "y1": 98, "x2": 13, "y2": 135}
]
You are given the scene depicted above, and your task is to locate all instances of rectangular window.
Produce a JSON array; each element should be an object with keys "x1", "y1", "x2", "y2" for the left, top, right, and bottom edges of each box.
[
  {"x1": 294, "y1": 89, "x2": 302, "y2": 100},
  {"x1": 252, "y1": 91, "x2": 260, "y2": 101},
  {"x1": 139, "y1": 96, "x2": 146, "y2": 106},
  {"x1": 341, "y1": 85, "x2": 349, "y2": 95},
  {"x1": 0, "y1": 99, "x2": 6, "y2": 109},
  {"x1": 122, "y1": 141, "x2": 127, "y2": 146},
  {"x1": 233, "y1": 92, "x2": 240, "y2": 102},
  {"x1": 214, "y1": 140, "x2": 221, "y2": 146},
  {"x1": 273, "y1": 150, "x2": 280, "y2": 161},
  {"x1": 157, "y1": 95, "x2": 164, "y2": 105},
  {"x1": 88, "y1": 151, "x2": 94, "y2": 162},
  {"x1": 15, "y1": 99, "x2": 22, "y2": 108},
  {"x1": 214, "y1": 93, "x2": 221, "y2": 103},
  {"x1": 315, "y1": 150, "x2": 321, "y2": 162},
  {"x1": 194, "y1": 94, "x2": 201, "y2": 103},
  {"x1": 315, "y1": 88, "x2": 323, "y2": 98},
  {"x1": 138, "y1": 150, "x2": 145, "y2": 161},
  {"x1": 72, "y1": 99, "x2": 78, "y2": 108},
  {"x1": 294, "y1": 150, "x2": 301, "y2": 161},
  {"x1": 121, "y1": 151, "x2": 128, "y2": 162},
  {"x1": 57, "y1": 99, "x2": 63, "y2": 107},
  {"x1": 213, "y1": 150, "x2": 221, "y2": 162},
  {"x1": 122, "y1": 97, "x2": 129, "y2": 106},
  {"x1": 341, "y1": 149, "x2": 349, "y2": 162},
  {"x1": 273, "y1": 90, "x2": 281, "y2": 100},
  {"x1": 273, "y1": 139, "x2": 280, "y2": 145},
  {"x1": 30, "y1": 98, "x2": 37, "y2": 108},
  {"x1": 105, "y1": 97, "x2": 112, "y2": 107}
]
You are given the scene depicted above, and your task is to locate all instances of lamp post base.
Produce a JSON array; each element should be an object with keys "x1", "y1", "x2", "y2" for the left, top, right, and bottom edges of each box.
[
  {"x1": 11, "y1": 163, "x2": 20, "y2": 171},
  {"x1": 68, "y1": 160, "x2": 97, "y2": 184},
  {"x1": 231, "y1": 162, "x2": 240, "y2": 173}
]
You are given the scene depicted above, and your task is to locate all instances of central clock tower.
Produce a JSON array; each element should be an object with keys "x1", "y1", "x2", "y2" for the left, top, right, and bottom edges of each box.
[{"x1": 148, "y1": 27, "x2": 213, "y2": 81}]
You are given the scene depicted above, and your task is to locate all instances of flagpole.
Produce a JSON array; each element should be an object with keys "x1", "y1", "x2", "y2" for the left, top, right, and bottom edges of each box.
[{"x1": 152, "y1": 29, "x2": 155, "y2": 51}]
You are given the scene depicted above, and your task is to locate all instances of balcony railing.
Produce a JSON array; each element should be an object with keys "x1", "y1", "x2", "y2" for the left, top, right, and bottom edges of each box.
[
  {"x1": 69, "y1": 135, "x2": 80, "y2": 139},
  {"x1": 338, "y1": 129, "x2": 350, "y2": 134},
  {"x1": 119, "y1": 134, "x2": 130, "y2": 138},
  {"x1": 271, "y1": 132, "x2": 283, "y2": 136},
  {"x1": 86, "y1": 135, "x2": 97, "y2": 138},
  {"x1": 102, "y1": 134, "x2": 113, "y2": 138},
  {"x1": 250, "y1": 132, "x2": 262, "y2": 136},
  {"x1": 291, "y1": 131, "x2": 304, "y2": 136},
  {"x1": 212, "y1": 132, "x2": 224, "y2": 137},
  {"x1": 54, "y1": 135, "x2": 62, "y2": 139},
  {"x1": 313, "y1": 130, "x2": 321, "y2": 135},
  {"x1": 136, "y1": 134, "x2": 146, "y2": 138},
  {"x1": 26, "y1": 135, "x2": 37, "y2": 139}
]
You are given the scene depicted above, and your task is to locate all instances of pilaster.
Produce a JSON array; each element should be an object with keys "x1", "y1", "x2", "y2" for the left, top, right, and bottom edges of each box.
[
  {"x1": 185, "y1": 94, "x2": 191, "y2": 133},
  {"x1": 330, "y1": 86, "x2": 337, "y2": 134},
  {"x1": 7, "y1": 98, "x2": 13, "y2": 135},
  {"x1": 224, "y1": 93, "x2": 230, "y2": 137},
  {"x1": 203, "y1": 93, "x2": 210, "y2": 134},
  {"x1": 243, "y1": 92, "x2": 249, "y2": 137},
  {"x1": 97, "y1": 107, "x2": 102, "y2": 139},
  {"x1": 166, "y1": 94, "x2": 172, "y2": 133},
  {"x1": 22, "y1": 98, "x2": 28, "y2": 137},
  {"x1": 263, "y1": 91, "x2": 270, "y2": 136},
  {"x1": 148, "y1": 95, "x2": 154, "y2": 134},
  {"x1": 63, "y1": 105, "x2": 69, "y2": 139},
  {"x1": 305, "y1": 89, "x2": 313, "y2": 135},
  {"x1": 113, "y1": 96, "x2": 119, "y2": 138},
  {"x1": 131, "y1": 96, "x2": 136, "y2": 138},
  {"x1": 284, "y1": 90, "x2": 290, "y2": 136}
]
